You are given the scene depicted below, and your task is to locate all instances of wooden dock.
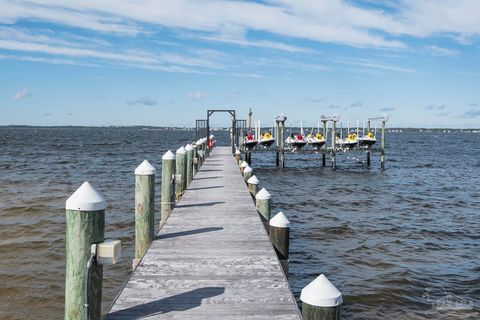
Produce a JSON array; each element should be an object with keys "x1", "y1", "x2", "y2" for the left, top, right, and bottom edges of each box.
[{"x1": 105, "y1": 146, "x2": 301, "y2": 319}]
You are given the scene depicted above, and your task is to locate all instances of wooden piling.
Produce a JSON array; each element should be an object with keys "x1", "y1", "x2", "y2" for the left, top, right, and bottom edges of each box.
[
  {"x1": 255, "y1": 188, "x2": 272, "y2": 222},
  {"x1": 381, "y1": 120, "x2": 386, "y2": 171},
  {"x1": 331, "y1": 120, "x2": 337, "y2": 170},
  {"x1": 235, "y1": 148, "x2": 241, "y2": 164},
  {"x1": 243, "y1": 165, "x2": 253, "y2": 182},
  {"x1": 133, "y1": 160, "x2": 155, "y2": 269},
  {"x1": 175, "y1": 146, "x2": 187, "y2": 200},
  {"x1": 247, "y1": 175, "x2": 259, "y2": 196},
  {"x1": 240, "y1": 160, "x2": 248, "y2": 173},
  {"x1": 269, "y1": 211, "x2": 290, "y2": 274},
  {"x1": 65, "y1": 182, "x2": 106, "y2": 320},
  {"x1": 185, "y1": 144, "x2": 194, "y2": 187},
  {"x1": 192, "y1": 143, "x2": 199, "y2": 175},
  {"x1": 161, "y1": 150, "x2": 175, "y2": 225},
  {"x1": 300, "y1": 274, "x2": 343, "y2": 320}
]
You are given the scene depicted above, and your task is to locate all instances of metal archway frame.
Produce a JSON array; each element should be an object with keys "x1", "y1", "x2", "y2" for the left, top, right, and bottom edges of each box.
[{"x1": 206, "y1": 109, "x2": 236, "y2": 154}]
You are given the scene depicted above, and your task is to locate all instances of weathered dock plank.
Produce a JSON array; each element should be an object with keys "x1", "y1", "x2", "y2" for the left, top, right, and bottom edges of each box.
[{"x1": 105, "y1": 147, "x2": 301, "y2": 319}]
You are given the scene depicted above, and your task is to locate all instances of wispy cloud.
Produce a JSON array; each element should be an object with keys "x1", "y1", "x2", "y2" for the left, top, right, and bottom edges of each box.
[
  {"x1": 188, "y1": 91, "x2": 212, "y2": 100},
  {"x1": 379, "y1": 107, "x2": 395, "y2": 112},
  {"x1": 350, "y1": 101, "x2": 363, "y2": 108},
  {"x1": 424, "y1": 104, "x2": 446, "y2": 111},
  {"x1": 126, "y1": 97, "x2": 157, "y2": 106},
  {"x1": 424, "y1": 45, "x2": 460, "y2": 57},
  {"x1": 13, "y1": 88, "x2": 32, "y2": 99}
]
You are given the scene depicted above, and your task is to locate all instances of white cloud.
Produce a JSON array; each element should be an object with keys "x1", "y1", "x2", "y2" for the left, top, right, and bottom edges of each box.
[
  {"x1": 13, "y1": 88, "x2": 32, "y2": 99},
  {"x1": 126, "y1": 97, "x2": 157, "y2": 106},
  {"x1": 188, "y1": 91, "x2": 212, "y2": 100},
  {"x1": 424, "y1": 45, "x2": 460, "y2": 57}
]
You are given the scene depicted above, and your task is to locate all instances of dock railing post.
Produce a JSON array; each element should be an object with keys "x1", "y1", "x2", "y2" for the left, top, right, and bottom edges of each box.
[
  {"x1": 133, "y1": 160, "x2": 156, "y2": 269},
  {"x1": 366, "y1": 120, "x2": 371, "y2": 167},
  {"x1": 65, "y1": 182, "x2": 106, "y2": 320},
  {"x1": 243, "y1": 165, "x2": 253, "y2": 182},
  {"x1": 300, "y1": 274, "x2": 343, "y2": 320},
  {"x1": 269, "y1": 211, "x2": 290, "y2": 274},
  {"x1": 255, "y1": 188, "x2": 272, "y2": 224},
  {"x1": 247, "y1": 175, "x2": 259, "y2": 197},
  {"x1": 185, "y1": 144, "x2": 194, "y2": 187},
  {"x1": 161, "y1": 151, "x2": 175, "y2": 225},
  {"x1": 175, "y1": 146, "x2": 187, "y2": 200}
]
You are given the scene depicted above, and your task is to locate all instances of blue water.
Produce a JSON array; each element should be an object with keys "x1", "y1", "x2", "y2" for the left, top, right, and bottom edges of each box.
[{"x1": 0, "y1": 127, "x2": 478, "y2": 319}]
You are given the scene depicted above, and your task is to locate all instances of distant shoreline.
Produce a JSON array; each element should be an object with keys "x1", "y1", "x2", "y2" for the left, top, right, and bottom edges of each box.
[{"x1": 0, "y1": 125, "x2": 479, "y2": 132}]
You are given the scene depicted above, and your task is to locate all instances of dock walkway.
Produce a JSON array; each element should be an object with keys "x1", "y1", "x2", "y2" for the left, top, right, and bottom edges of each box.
[{"x1": 106, "y1": 146, "x2": 301, "y2": 319}]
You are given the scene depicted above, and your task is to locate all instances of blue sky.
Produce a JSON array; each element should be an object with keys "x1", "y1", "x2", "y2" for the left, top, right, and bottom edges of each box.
[{"x1": 0, "y1": 0, "x2": 479, "y2": 128}]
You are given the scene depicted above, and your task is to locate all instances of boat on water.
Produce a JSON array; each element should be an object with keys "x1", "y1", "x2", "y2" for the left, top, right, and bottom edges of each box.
[
  {"x1": 358, "y1": 131, "x2": 377, "y2": 146},
  {"x1": 336, "y1": 132, "x2": 358, "y2": 149},
  {"x1": 259, "y1": 131, "x2": 275, "y2": 147},
  {"x1": 306, "y1": 132, "x2": 326, "y2": 149},
  {"x1": 286, "y1": 133, "x2": 307, "y2": 149},
  {"x1": 244, "y1": 133, "x2": 258, "y2": 149}
]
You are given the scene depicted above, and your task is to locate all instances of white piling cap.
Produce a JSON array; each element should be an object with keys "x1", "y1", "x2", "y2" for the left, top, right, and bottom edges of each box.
[
  {"x1": 300, "y1": 274, "x2": 343, "y2": 307},
  {"x1": 176, "y1": 146, "x2": 186, "y2": 154},
  {"x1": 243, "y1": 166, "x2": 253, "y2": 173},
  {"x1": 256, "y1": 188, "x2": 271, "y2": 200},
  {"x1": 269, "y1": 211, "x2": 290, "y2": 228},
  {"x1": 209, "y1": 134, "x2": 215, "y2": 139},
  {"x1": 66, "y1": 181, "x2": 106, "y2": 211},
  {"x1": 135, "y1": 160, "x2": 156, "y2": 175},
  {"x1": 185, "y1": 144, "x2": 193, "y2": 151},
  {"x1": 240, "y1": 161, "x2": 248, "y2": 168},
  {"x1": 196, "y1": 139, "x2": 203, "y2": 145},
  {"x1": 247, "y1": 175, "x2": 259, "y2": 185},
  {"x1": 235, "y1": 149, "x2": 241, "y2": 155},
  {"x1": 162, "y1": 150, "x2": 175, "y2": 160}
]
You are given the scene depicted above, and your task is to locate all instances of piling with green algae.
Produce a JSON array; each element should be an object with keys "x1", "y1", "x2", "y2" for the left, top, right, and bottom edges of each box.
[
  {"x1": 255, "y1": 188, "x2": 271, "y2": 222},
  {"x1": 300, "y1": 274, "x2": 343, "y2": 320},
  {"x1": 192, "y1": 143, "x2": 199, "y2": 175},
  {"x1": 243, "y1": 165, "x2": 253, "y2": 182},
  {"x1": 269, "y1": 211, "x2": 290, "y2": 274},
  {"x1": 247, "y1": 175, "x2": 259, "y2": 197},
  {"x1": 235, "y1": 148, "x2": 241, "y2": 164},
  {"x1": 161, "y1": 150, "x2": 175, "y2": 225},
  {"x1": 133, "y1": 160, "x2": 156, "y2": 269},
  {"x1": 65, "y1": 182, "x2": 105, "y2": 320},
  {"x1": 175, "y1": 146, "x2": 187, "y2": 200},
  {"x1": 185, "y1": 144, "x2": 194, "y2": 187}
]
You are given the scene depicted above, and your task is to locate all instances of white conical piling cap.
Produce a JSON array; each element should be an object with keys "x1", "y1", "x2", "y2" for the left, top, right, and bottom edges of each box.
[
  {"x1": 196, "y1": 139, "x2": 203, "y2": 145},
  {"x1": 300, "y1": 274, "x2": 343, "y2": 307},
  {"x1": 256, "y1": 188, "x2": 271, "y2": 200},
  {"x1": 243, "y1": 166, "x2": 253, "y2": 173},
  {"x1": 176, "y1": 146, "x2": 186, "y2": 154},
  {"x1": 135, "y1": 160, "x2": 156, "y2": 175},
  {"x1": 269, "y1": 211, "x2": 290, "y2": 228},
  {"x1": 66, "y1": 181, "x2": 106, "y2": 211},
  {"x1": 247, "y1": 175, "x2": 259, "y2": 185},
  {"x1": 162, "y1": 150, "x2": 175, "y2": 160},
  {"x1": 185, "y1": 144, "x2": 193, "y2": 151},
  {"x1": 240, "y1": 161, "x2": 248, "y2": 168},
  {"x1": 210, "y1": 134, "x2": 215, "y2": 139},
  {"x1": 235, "y1": 149, "x2": 241, "y2": 155}
]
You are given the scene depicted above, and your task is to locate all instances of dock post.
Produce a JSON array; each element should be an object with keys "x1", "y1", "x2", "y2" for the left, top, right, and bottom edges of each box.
[
  {"x1": 175, "y1": 146, "x2": 187, "y2": 200},
  {"x1": 275, "y1": 114, "x2": 286, "y2": 168},
  {"x1": 65, "y1": 182, "x2": 105, "y2": 320},
  {"x1": 331, "y1": 120, "x2": 337, "y2": 170},
  {"x1": 161, "y1": 151, "x2": 175, "y2": 225},
  {"x1": 243, "y1": 165, "x2": 253, "y2": 182},
  {"x1": 240, "y1": 160, "x2": 248, "y2": 173},
  {"x1": 247, "y1": 175, "x2": 259, "y2": 197},
  {"x1": 133, "y1": 160, "x2": 156, "y2": 269},
  {"x1": 300, "y1": 274, "x2": 343, "y2": 320},
  {"x1": 196, "y1": 140, "x2": 203, "y2": 168},
  {"x1": 185, "y1": 144, "x2": 194, "y2": 187},
  {"x1": 246, "y1": 150, "x2": 251, "y2": 164},
  {"x1": 381, "y1": 119, "x2": 386, "y2": 171},
  {"x1": 235, "y1": 148, "x2": 241, "y2": 164},
  {"x1": 192, "y1": 143, "x2": 199, "y2": 175},
  {"x1": 255, "y1": 188, "x2": 272, "y2": 222},
  {"x1": 275, "y1": 150, "x2": 280, "y2": 167},
  {"x1": 366, "y1": 120, "x2": 371, "y2": 167},
  {"x1": 322, "y1": 120, "x2": 327, "y2": 167},
  {"x1": 280, "y1": 149, "x2": 285, "y2": 168},
  {"x1": 269, "y1": 212, "x2": 290, "y2": 274}
]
